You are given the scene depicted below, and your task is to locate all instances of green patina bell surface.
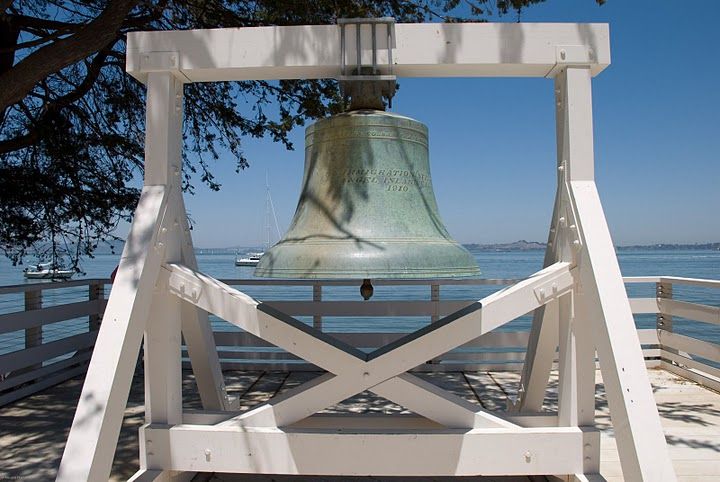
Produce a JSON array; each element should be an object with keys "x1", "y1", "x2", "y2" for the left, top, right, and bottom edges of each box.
[{"x1": 254, "y1": 109, "x2": 480, "y2": 279}]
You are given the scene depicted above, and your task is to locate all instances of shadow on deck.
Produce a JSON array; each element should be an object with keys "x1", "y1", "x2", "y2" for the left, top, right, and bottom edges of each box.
[{"x1": 0, "y1": 368, "x2": 718, "y2": 481}]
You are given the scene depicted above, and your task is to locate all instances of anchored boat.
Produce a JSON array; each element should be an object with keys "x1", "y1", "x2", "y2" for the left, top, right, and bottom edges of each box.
[
  {"x1": 23, "y1": 262, "x2": 74, "y2": 280},
  {"x1": 234, "y1": 252, "x2": 263, "y2": 267}
]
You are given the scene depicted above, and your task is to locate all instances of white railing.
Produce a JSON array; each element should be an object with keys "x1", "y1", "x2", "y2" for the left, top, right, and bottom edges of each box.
[
  {"x1": 0, "y1": 279, "x2": 108, "y2": 406},
  {"x1": 0, "y1": 275, "x2": 718, "y2": 406},
  {"x1": 625, "y1": 276, "x2": 720, "y2": 392}
]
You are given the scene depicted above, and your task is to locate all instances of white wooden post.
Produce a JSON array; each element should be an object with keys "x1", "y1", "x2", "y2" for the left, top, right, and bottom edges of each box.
[
  {"x1": 88, "y1": 281, "x2": 104, "y2": 332},
  {"x1": 57, "y1": 184, "x2": 168, "y2": 482},
  {"x1": 23, "y1": 289, "x2": 42, "y2": 372},
  {"x1": 514, "y1": 71, "x2": 571, "y2": 412},
  {"x1": 137, "y1": 73, "x2": 185, "y2": 482},
  {"x1": 561, "y1": 66, "x2": 675, "y2": 481},
  {"x1": 555, "y1": 68, "x2": 600, "y2": 478}
]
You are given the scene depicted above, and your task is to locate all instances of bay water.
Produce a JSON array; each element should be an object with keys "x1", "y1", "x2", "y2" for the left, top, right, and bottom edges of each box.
[{"x1": 1, "y1": 249, "x2": 719, "y2": 357}]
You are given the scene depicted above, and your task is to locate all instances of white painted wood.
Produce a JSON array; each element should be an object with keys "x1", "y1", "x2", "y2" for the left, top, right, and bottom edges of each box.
[
  {"x1": 558, "y1": 293, "x2": 579, "y2": 427},
  {"x1": 661, "y1": 349, "x2": 720, "y2": 379},
  {"x1": 560, "y1": 68, "x2": 595, "y2": 182},
  {"x1": 0, "y1": 362, "x2": 88, "y2": 407},
  {"x1": 176, "y1": 192, "x2": 234, "y2": 411},
  {"x1": 660, "y1": 360, "x2": 720, "y2": 393},
  {"x1": 57, "y1": 185, "x2": 168, "y2": 482},
  {"x1": 571, "y1": 180, "x2": 676, "y2": 481},
  {"x1": 570, "y1": 291, "x2": 600, "y2": 474},
  {"x1": 219, "y1": 277, "x2": 519, "y2": 287},
  {"x1": 0, "y1": 277, "x2": 109, "y2": 295},
  {"x1": 0, "y1": 351, "x2": 91, "y2": 394},
  {"x1": 372, "y1": 373, "x2": 518, "y2": 429},
  {"x1": 637, "y1": 328, "x2": 660, "y2": 345},
  {"x1": 288, "y1": 414, "x2": 444, "y2": 430},
  {"x1": 557, "y1": 63, "x2": 673, "y2": 480},
  {"x1": 0, "y1": 299, "x2": 106, "y2": 334},
  {"x1": 629, "y1": 297, "x2": 660, "y2": 314},
  {"x1": 128, "y1": 468, "x2": 195, "y2": 482},
  {"x1": 659, "y1": 299, "x2": 720, "y2": 326},
  {"x1": 144, "y1": 73, "x2": 183, "y2": 186},
  {"x1": 169, "y1": 261, "x2": 573, "y2": 428},
  {"x1": 268, "y1": 263, "x2": 571, "y2": 424},
  {"x1": 517, "y1": 297, "x2": 559, "y2": 411},
  {"x1": 209, "y1": 327, "x2": 658, "y2": 350},
  {"x1": 143, "y1": 425, "x2": 585, "y2": 476},
  {"x1": 660, "y1": 276, "x2": 720, "y2": 289},
  {"x1": 126, "y1": 23, "x2": 610, "y2": 83},
  {"x1": 143, "y1": 290, "x2": 183, "y2": 425},
  {"x1": 0, "y1": 331, "x2": 96, "y2": 373},
  {"x1": 623, "y1": 276, "x2": 662, "y2": 284},
  {"x1": 515, "y1": 71, "x2": 575, "y2": 414},
  {"x1": 658, "y1": 330, "x2": 720, "y2": 363}
]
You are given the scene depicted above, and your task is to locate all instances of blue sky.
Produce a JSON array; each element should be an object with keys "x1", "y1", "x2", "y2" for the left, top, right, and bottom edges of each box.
[{"x1": 180, "y1": 0, "x2": 719, "y2": 248}]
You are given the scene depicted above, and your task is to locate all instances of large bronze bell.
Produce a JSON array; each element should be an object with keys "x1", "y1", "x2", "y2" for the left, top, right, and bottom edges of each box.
[{"x1": 254, "y1": 108, "x2": 479, "y2": 279}]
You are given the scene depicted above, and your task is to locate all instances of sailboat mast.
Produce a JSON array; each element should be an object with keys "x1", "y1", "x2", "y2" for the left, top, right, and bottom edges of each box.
[{"x1": 265, "y1": 170, "x2": 271, "y2": 251}]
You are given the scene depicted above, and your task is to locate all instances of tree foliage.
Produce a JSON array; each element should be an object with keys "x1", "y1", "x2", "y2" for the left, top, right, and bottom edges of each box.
[{"x1": 0, "y1": 0, "x2": 602, "y2": 268}]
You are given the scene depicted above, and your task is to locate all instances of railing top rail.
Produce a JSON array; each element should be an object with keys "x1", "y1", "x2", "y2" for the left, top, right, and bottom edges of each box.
[
  {"x1": 0, "y1": 275, "x2": 718, "y2": 294},
  {"x1": 622, "y1": 276, "x2": 662, "y2": 284},
  {"x1": 0, "y1": 278, "x2": 111, "y2": 295},
  {"x1": 622, "y1": 276, "x2": 720, "y2": 288},
  {"x1": 217, "y1": 278, "x2": 521, "y2": 287},
  {"x1": 659, "y1": 276, "x2": 720, "y2": 289}
]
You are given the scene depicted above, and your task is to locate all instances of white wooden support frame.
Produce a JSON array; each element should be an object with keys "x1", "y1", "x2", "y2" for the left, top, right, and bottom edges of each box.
[{"x1": 57, "y1": 21, "x2": 676, "y2": 482}]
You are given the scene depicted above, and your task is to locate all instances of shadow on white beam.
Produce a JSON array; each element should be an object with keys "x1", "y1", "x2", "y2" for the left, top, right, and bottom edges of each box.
[{"x1": 127, "y1": 23, "x2": 609, "y2": 83}]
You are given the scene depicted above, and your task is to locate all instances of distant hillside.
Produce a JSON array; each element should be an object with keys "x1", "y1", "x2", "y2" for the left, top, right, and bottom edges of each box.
[
  {"x1": 92, "y1": 240, "x2": 720, "y2": 255},
  {"x1": 617, "y1": 242, "x2": 720, "y2": 251},
  {"x1": 464, "y1": 240, "x2": 546, "y2": 252},
  {"x1": 463, "y1": 241, "x2": 720, "y2": 252}
]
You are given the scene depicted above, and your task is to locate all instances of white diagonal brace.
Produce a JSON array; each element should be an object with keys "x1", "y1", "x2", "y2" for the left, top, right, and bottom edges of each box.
[
  {"x1": 165, "y1": 262, "x2": 574, "y2": 428},
  {"x1": 161, "y1": 263, "x2": 366, "y2": 369},
  {"x1": 57, "y1": 185, "x2": 168, "y2": 482},
  {"x1": 571, "y1": 180, "x2": 675, "y2": 481},
  {"x1": 373, "y1": 373, "x2": 518, "y2": 429},
  {"x1": 176, "y1": 193, "x2": 234, "y2": 411},
  {"x1": 515, "y1": 71, "x2": 569, "y2": 412}
]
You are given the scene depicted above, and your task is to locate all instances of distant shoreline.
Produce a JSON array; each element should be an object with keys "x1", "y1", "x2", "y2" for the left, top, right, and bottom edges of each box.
[
  {"x1": 462, "y1": 241, "x2": 720, "y2": 252},
  {"x1": 88, "y1": 240, "x2": 720, "y2": 255}
]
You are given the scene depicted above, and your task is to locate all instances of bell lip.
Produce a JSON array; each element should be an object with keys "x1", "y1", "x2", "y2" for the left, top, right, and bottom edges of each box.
[{"x1": 252, "y1": 271, "x2": 482, "y2": 280}]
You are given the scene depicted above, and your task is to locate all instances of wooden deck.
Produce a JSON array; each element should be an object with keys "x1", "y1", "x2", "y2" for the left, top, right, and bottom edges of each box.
[{"x1": 0, "y1": 367, "x2": 718, "y2": 481}]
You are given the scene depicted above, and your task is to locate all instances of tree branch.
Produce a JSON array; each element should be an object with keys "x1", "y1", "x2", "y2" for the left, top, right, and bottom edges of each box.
[
  {"x1": 0, "y1": 0, "x2": 137, "y2": 112},
  {"x1": 0, "y1": 47, "x2": 112, "y2": 155},
  {"x1": 9, "y1": 14, "x2": 82, "y2": 31}
]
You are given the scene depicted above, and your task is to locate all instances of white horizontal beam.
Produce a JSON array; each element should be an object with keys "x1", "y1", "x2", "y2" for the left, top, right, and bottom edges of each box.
[
  {"x1": 658, "y1": 330, "x2": 720, "y2": 363},
  {"x1": 659, "y1": 299, "x2": 720, "y2": 325},
  {"x1": 126, "y1": 22, "x2": 609, "y2": 83},
  {"x1": 142, "y1": 424, "x2": 584, "y2": 476}
]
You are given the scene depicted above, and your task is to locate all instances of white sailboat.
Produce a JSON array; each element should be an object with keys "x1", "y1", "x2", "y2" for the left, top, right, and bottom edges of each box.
[
  {"x1": 24, "y1": 261, "x2": 75, "y2": 280},
  {"x1": 235, "y1": 171, "x2": 282, "y2": 267}
]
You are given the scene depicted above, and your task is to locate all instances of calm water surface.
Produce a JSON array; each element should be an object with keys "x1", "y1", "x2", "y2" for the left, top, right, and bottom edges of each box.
[{"x1": 0, "y1": 249, "x2": 718, "y2": 354}]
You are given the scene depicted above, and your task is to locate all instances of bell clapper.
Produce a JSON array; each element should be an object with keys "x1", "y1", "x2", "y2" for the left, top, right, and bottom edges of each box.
[{"x1": 360, "y1": 279, "x2": 374, "y2": 300}]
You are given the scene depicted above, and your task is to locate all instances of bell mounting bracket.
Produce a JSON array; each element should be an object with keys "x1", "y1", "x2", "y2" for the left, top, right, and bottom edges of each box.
[{"x1": 337, "y1": 17, "x2": 397, "y2": 109}]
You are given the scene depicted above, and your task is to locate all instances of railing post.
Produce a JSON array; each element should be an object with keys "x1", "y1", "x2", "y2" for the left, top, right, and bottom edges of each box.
[
  {"x1": 89, "y1": 281, "x2": 104, "y2": 332},
  {"x1": 430, "y1": 283, "x2": 440, "y2": 324},
  {"x1": 430, "y1": 283, "x2": 440, "y2": 363},
  {"x1": 24, "y1": 289, "x2": 43, "y2": 371},
  {"x1": 656, "y1": 281, "x2": 673, "y2": 332},
  {"x1": 313, "y1": 283, "x2": 322, "y2": 330},
  {"x1": 657, "y1": 280, "x2": 673, "y2": 358}
]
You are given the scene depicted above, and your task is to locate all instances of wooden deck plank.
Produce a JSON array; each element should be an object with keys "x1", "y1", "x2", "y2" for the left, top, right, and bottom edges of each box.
[
  {"x1": 0, "y1": 367, "x2": 718, "y2": 481},
  {"x1": 462, "y1": 372, "x2": 510, "y2": 411}
]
